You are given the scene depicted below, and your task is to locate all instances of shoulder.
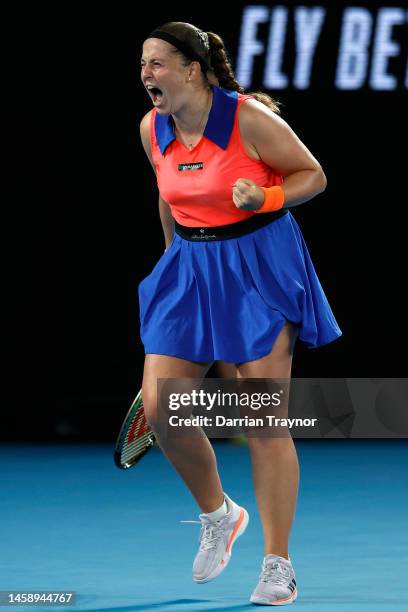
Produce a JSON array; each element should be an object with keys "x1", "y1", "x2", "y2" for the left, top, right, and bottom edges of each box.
[
  {"x1": 140, "y1": 109, "x2": 155, "y2": 163},
  {"x1": 238, "y1": 98, "x2": 289, "y2": 142},
  {"x1": 140, "y1": 109, "x2": 154, "y2": 144},
  {"x1": 238, "y1": 98, "x2": 324, "y2": 176}
]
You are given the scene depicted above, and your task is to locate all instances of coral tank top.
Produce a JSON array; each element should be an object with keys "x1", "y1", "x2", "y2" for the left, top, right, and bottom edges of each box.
[{"x1": 150, "y1": 85, "x2": 283, "y2": 227}]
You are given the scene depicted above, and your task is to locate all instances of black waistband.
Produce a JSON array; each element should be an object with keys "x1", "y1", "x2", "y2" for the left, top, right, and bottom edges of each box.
[{"x1": 174, "y1": 209, "x2": 288, "y2": 242}]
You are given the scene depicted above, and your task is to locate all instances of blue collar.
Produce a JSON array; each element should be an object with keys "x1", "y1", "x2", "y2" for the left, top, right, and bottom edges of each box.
[{"x1": 154, "y1": 85, "x2": 238, "y2": 155}]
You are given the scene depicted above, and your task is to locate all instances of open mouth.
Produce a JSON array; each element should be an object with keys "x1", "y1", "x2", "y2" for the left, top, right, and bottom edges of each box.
[{"x1": 146, "y1": 85, "x2": 163, "y2": 105}]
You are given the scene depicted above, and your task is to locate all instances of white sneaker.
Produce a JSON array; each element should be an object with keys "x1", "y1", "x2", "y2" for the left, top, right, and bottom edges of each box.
[
  {"x1": 250, "y1": 554, "x2": 298, "y2": 605},
  {"x1": 184, "y1": 493, "x2": 249, "y2": 583}
]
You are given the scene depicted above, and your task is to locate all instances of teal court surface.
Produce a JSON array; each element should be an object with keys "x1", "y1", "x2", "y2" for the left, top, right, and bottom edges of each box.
[{"x1": 0, "y1": 440, "x2": 407, "y2": 611}]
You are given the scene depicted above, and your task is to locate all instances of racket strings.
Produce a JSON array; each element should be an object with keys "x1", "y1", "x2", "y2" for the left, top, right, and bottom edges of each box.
[
  {"x1": 120, "y1": 410, "x2": 154, "y2": 466},
  {"x1": 121, "y1": 431, "x2": 154, "y2": 464},
  {"x1": 114, "y1": 392, "x2": 155, "y2": 469}
]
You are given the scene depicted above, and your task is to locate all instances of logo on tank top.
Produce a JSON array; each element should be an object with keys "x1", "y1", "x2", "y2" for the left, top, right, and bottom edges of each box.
[{"x1": 178, "y1": 162, "x2": 204, "y2": 171}]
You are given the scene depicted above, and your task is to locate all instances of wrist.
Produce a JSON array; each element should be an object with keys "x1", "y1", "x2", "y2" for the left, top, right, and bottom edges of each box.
[{"x1": 254, "y1": 185, "x2": 285, "y2": 213}]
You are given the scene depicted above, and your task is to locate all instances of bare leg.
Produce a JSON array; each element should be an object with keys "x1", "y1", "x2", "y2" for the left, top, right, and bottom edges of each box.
[
  {"x1": 237, "y1": 322, "x2": 299, "y2": 559},
  {"x1": 142, "y1": 354, "x2": 224, "y2": 513}
]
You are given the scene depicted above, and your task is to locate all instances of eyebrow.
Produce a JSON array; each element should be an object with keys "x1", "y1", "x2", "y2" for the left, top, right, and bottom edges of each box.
[{"x1": 141, "y1": 57, "x2": 166, "y2": 63}]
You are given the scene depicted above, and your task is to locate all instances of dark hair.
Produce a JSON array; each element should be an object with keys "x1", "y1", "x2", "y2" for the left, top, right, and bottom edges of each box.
[{"x1": 148, "y1": 21, "x2": 281, "y2": 114}]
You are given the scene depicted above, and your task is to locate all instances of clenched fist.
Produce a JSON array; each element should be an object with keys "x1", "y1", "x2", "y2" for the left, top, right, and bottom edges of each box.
[{"x1": 232, "y1": 178, "x2": 265, "y2": 211}]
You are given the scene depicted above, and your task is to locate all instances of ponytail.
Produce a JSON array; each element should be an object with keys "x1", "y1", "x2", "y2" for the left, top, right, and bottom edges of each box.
[{"x1": 207, "y1": 31, "x2": 281, "y2": 114}]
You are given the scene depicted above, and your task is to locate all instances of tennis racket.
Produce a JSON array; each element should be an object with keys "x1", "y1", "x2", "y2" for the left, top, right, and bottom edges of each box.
[{"x1": 114, "y1": 389, "x2": 155, "y2": 469}]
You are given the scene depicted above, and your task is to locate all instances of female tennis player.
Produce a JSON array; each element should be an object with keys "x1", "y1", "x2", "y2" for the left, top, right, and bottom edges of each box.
[{"x1": 138, "y1": 21, "x2": 342, "y2": 606}]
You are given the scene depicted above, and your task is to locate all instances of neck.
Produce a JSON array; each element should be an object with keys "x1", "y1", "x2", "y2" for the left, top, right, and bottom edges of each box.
[{"x1": 172, "y1": 87, "x2": 212, "y2": 134}]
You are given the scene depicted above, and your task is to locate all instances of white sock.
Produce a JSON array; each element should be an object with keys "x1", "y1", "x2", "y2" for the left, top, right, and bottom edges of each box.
[{"x1": 202, "y1": 496, "x2": 228, "y2": 522}]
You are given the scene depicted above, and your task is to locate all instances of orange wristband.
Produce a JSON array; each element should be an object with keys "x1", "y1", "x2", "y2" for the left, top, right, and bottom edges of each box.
[{"x1": 255, "y1": 185, "x2": 285, "y2": 213}]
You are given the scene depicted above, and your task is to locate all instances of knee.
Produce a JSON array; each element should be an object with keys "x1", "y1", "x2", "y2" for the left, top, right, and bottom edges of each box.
[
  {"x1": 247, "y1": 435, "x2": 292, "y2": 455},
  {"x1": 141, "y1": 385, "x2": 160, "y2": 432},
  {"x1": 142, "y1": 383, "x2": 178, "y2": 435}
]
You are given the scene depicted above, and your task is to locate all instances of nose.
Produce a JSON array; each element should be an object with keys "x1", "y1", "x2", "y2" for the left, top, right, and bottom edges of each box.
[{"x1": 141, "y1": 64, "x2": 152, "y2": 79}]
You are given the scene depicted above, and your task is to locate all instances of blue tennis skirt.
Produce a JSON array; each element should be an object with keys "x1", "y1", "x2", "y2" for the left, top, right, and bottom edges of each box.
[{"x1": 138, "y1": 212, "x2": 342, "y2": 363}]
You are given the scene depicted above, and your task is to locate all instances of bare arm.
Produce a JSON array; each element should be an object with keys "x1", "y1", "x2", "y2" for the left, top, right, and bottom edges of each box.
[
  {"x1": 140, "y1": 111, "x2": 174, "y2": 248},
  {"x1": 237, "y1": 100, "x2": 327, "y2": 209},
  {"x1": 159, "y1": 195, "x2": 175, "y2": 249}
]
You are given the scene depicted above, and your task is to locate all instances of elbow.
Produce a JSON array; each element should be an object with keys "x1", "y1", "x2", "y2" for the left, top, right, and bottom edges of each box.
[{"x1": 316, "y1": 167, "x2": 327, "y2": 194}]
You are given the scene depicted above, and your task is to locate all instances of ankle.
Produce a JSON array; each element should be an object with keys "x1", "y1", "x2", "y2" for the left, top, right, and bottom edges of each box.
[
  {"x1": 201, "y1": 494, "x2": 227, "y2": 521},
  {"x1": 264, "y1": 550, "x2": 289, "y2": 561}
]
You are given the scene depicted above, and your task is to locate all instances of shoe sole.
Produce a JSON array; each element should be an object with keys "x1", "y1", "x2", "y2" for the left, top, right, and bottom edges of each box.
[
  {"x1": 250, "y1": 588, "x2": 298, "y2": 606},
  {"x1": 193, "y1": 506, "x2": 249, "y2": 583}
]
